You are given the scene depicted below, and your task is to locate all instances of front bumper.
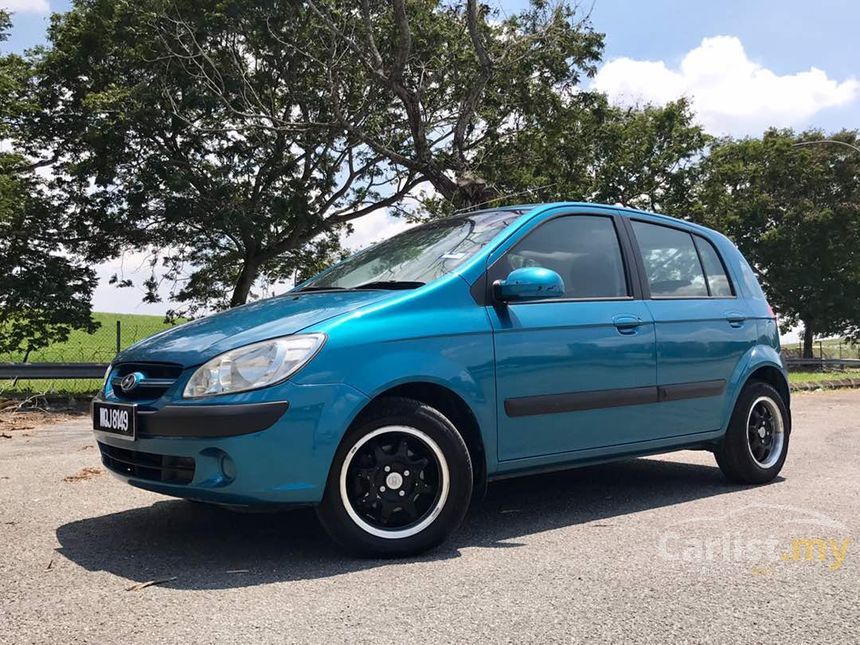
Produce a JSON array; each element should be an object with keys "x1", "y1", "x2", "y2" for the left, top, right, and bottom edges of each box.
[{"x1": 92, "y1": 382, "x2": 369, "y2": 505}]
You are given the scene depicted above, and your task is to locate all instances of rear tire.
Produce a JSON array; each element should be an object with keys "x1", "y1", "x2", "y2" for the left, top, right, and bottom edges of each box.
[
  {"x1": 714, "y1": 380, "x2": 790, "y2": 484},
  {"x1": 316, "y1": 397, "x2": 473, "y2": 557}
]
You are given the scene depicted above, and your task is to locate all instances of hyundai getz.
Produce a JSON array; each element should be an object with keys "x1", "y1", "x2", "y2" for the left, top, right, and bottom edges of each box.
[{"x1": 92, "y1": 203, "x2": 790, "y2": 556}]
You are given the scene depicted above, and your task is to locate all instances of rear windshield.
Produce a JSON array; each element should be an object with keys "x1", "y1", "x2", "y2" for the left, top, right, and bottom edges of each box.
[{"x1": 298, "y1": 210, "x2": 523, "y2": 290}]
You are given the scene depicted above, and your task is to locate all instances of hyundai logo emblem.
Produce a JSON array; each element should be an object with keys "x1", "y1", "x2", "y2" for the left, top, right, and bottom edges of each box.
[{"x1": 119, "y1": 372, "x2": 144, "y2": 393}]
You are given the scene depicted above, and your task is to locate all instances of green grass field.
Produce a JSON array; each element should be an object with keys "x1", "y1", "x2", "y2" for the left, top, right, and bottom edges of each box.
[
  {"x1": 788, "y1": 370, "x2": 860, "y2": 384},
  {"x1": 0, "y1": 312, "x2": 183, "y2": 397},
  {"x1": 0, "y1": 312, "x2": 181, "y2": 363}
]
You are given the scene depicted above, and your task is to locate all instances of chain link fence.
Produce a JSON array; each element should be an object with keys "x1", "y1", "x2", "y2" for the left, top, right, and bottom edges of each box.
[
  {"x1": 0, "y1": 318, "x2": 179, "y2": 398},
  {"x1": 780, "y1": 338, "x2": 860, "y2": 361}
]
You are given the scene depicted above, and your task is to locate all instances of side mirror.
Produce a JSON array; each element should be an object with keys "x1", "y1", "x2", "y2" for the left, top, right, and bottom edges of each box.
[{"x1": 493, "y1": 267, "x2": 565, "y2": 302}]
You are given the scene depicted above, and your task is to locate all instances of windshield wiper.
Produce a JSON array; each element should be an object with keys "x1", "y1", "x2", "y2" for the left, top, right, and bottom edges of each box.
[
  {"x1": 294, "y1": 285, "x2": 347, "y2": 292},
  {"x1": 353, "y1": 280, "x2": 425, "y2": 290}
]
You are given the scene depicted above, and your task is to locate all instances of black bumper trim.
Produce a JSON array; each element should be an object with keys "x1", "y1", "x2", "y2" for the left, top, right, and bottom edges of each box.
[{"x1": 135, "y1": 401, "x2": 289, "y2": 438}]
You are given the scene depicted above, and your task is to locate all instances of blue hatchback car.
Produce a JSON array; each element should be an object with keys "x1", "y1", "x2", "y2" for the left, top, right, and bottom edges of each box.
[{"x1": 92, "y1": 203, "x2": 790, "y2": 556}]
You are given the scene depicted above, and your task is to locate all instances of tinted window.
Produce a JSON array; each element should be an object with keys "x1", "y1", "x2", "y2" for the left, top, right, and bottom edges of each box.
[
  {"x1": 497, "y1": 216, "x2": 628, "y2": 299},
  {"x1": 631, "y1": 221, "x2": 708, "y2": 297},
  {"x1": 694, "y1": 236, "x2": 733, "y2": 297},
  {"x1": 738, "y1": 254, "x2": 767, "y2": 301}
]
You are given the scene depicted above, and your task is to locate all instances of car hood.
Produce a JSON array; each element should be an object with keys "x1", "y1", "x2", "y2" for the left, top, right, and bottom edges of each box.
[{"x1": 115, "y1": 290, "x2": 392, "y2": 367}]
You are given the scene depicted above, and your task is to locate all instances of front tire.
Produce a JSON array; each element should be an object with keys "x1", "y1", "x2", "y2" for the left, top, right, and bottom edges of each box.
[
  {"x1": 714, "y1": 380, "x2": 790, "y2": 484},
  {"x1": 316, "y1": 397, "x2": 473, "y2": 557}
]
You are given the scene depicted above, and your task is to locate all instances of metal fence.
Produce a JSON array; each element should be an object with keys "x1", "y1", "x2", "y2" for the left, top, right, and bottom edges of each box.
[
  {"x1": 0, "y1": 319, "x2": 175, "y2": 398},
  {"x1": 780, "y1": 339, "x2": 860, "y2": 361}
]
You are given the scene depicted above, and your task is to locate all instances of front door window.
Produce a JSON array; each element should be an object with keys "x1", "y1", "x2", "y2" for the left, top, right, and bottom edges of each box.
[{"x1": 490, "y1": 215, "x2": 629, "y2": 299}]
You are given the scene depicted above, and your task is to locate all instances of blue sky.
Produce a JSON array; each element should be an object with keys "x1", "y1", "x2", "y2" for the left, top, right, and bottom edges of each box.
[
  {"x1": 1, "y1": 0, "x2": 858, "y2": 316},
  {"x1": 4, "y1": 0, "x2": 858, "y2": 134}
]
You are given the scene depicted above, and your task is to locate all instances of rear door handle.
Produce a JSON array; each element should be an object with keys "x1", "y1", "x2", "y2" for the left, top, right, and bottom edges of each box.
[
  {"x1": 613, "y1": 314, "x2": 643, "y2": 334},
  {"x1": 725, "y1": 312, "x2": 746, "y2": 328}
]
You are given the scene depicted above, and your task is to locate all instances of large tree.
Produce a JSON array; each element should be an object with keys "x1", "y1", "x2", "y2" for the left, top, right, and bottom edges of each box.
[
  {"x1": 477, "y1": 95, "x2": 709, "y2": 213},
  {"x1": 26, "y1": 0, "x2": 423, "y2": 315},
  {"x1": 0, "y1": 10, "x2": 97, "y2": 359},
  {"x1": 691, "y1": 129, "x2": 860, "y2": 357},
  {"x1": 26, "y1": 0, "x2": 606, "y2": 313},
  {"x1": 196, "y1": 0, "x2": 605, "y2": 211}
]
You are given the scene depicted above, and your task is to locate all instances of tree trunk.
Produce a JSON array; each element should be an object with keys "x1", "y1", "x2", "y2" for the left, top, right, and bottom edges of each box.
[
  {"x1": 428, "y1": 168, "x2": 498, "y2": 210},
  {"x1": 230, "y1": 257, "x2": 260, "y2": 307},
  {"x1": 802, "y1": 322, "x2": 815, "y2": 359}
]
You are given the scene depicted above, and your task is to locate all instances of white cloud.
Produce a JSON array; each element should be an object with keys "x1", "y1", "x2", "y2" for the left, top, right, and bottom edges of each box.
[
  {"x1": 0, "y1": 0, "x2": 50, "y2": 14},
  {"x1": 593, "y1": 36, "x2": 860, "y2": 136},
  {"x1": 342, "y1": 210, "x2": 413, "y2": 252}
]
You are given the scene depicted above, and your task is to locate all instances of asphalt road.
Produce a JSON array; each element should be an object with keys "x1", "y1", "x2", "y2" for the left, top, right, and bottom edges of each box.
[{"x1": 1, "y1": 390, "x2": 858, "y2": 643}]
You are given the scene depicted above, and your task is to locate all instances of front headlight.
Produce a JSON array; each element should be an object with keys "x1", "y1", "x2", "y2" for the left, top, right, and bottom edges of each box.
[{"x1": 183, "y1": 334, "x2": 325, "y2": 398}]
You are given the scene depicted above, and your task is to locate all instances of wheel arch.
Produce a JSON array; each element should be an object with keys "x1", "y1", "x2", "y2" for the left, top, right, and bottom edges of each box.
[
  {"x1": 721, "y1": 343, "x2": 791, "y2": 437},
  {"x1": 349, "y1": 381, "x2": 488, "y2": 498},
  {"x1": 747, "y1": 364, "x2": 790, "y2": 410}
]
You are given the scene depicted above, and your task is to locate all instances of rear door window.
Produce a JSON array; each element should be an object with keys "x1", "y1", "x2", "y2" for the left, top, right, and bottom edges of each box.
[{"x1": 630, "y1": 221, "x2": 708, "y2": 297}]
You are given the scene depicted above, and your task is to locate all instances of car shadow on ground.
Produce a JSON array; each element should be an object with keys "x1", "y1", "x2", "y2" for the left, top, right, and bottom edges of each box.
[{"x1": 55, "y1": 456, "x2": 775, "y2": 590}]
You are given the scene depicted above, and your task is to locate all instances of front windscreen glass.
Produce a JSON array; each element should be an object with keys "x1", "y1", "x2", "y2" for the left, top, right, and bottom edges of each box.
[{"x1": 297, "y1": 210, "x2": 524, "y2": 291}]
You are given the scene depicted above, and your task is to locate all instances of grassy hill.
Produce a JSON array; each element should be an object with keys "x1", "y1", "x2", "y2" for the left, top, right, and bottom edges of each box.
[
  {"x1": 0, "y1": 312, "x2": 182, "y2": 364},
  {"x1": 0, "y1": 313, "x2": 183, "y2": 396}
]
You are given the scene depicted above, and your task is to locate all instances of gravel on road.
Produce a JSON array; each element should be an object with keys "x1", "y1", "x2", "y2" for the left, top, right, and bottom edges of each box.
[{"x1": 1, "y1": 390, "x2": 858, "y2": 643}]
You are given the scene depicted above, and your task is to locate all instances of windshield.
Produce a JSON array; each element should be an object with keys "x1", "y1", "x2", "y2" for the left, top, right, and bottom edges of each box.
[{"x1": 297, "y1": 210, "x2": 524, "y2": 291}]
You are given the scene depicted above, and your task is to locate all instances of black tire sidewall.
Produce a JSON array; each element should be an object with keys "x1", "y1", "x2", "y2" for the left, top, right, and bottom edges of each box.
[
  {"x1": 316, "y1": 397, "x2": 473, "y2": 557},
  {"x1": 721, "y1": 381, "x2": 790, "y2": 484}
]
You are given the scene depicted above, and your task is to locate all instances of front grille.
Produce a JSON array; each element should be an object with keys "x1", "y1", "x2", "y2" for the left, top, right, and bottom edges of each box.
[
  {"x1": 99, "y1": 442, "x2": 195, "y2": 484},
  {"x1": 110, "y1": 362, "x2": 183, "y2": 401}
]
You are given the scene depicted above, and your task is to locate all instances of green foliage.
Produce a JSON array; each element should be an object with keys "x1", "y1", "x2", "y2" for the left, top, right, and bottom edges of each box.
[
  {"x1": 787, "y1": 370, "x2": 860, "y2": 385},
  {"x1": 691, "y1": 129, "x2": 860, "y2": 351},
  {"x1": 5, "y1": 0, "x2": 856, "y2": 362},
  {"x1": 0, "y1": 312, "x2": 179, "y2": 397},
  {"x1": 0, "y1": 10, "x2": 98, "y2": 357},
  {"x1": 0, "y1": 312, "x2": 179, "y2": 363},
  {"x1": 26, "y1": 0, "x2": 418, "y2": 315},
  {"x1": 479, "y1": 95, "x2": 709, "y2": 213},
  {"x1": 0, "y1": 156, "x2": 98, "y2": 356},
  {"x1": 313, "y1": 0, "x2": 605, "y2": 209}
]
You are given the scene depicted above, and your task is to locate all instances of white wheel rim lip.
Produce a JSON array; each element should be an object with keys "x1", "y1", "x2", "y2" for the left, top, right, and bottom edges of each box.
[
  {"x1": 339, "y1": 425, "x2": 450, "y2": 540},
  {"x1": 746, "y1": 396, "x2": 785, "y2": 469}
]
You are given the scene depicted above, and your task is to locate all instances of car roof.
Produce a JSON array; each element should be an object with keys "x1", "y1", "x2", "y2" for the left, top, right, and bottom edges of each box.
[
  {"x1": 489, "y1": 201, "x2": 718, "y2": 236},
  {"x1": 457, "y1": 201, "x2": 722, "y2": 242}
]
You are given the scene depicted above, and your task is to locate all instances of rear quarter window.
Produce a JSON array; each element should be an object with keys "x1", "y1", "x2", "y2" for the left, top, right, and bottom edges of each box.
[
  {"x1": 693, "y1": 236, "x2": 734, "y2": 297},
  {"x1": 737, "y1": 253, "x2": 768, "y2": 301}
]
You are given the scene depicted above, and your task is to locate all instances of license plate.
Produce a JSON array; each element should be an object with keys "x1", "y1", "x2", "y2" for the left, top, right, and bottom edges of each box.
[{"x1": 92, "y1": 401, "x2": 137, "y2": 440}]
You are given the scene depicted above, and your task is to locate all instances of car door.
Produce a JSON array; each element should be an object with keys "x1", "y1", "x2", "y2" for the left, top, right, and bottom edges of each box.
[
  {"x1": 625, "y1": 218, "x2": 756, "y2": 437},
  {"x1": 486, "y1": 210, "x2": 659, "y2": 462}
]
